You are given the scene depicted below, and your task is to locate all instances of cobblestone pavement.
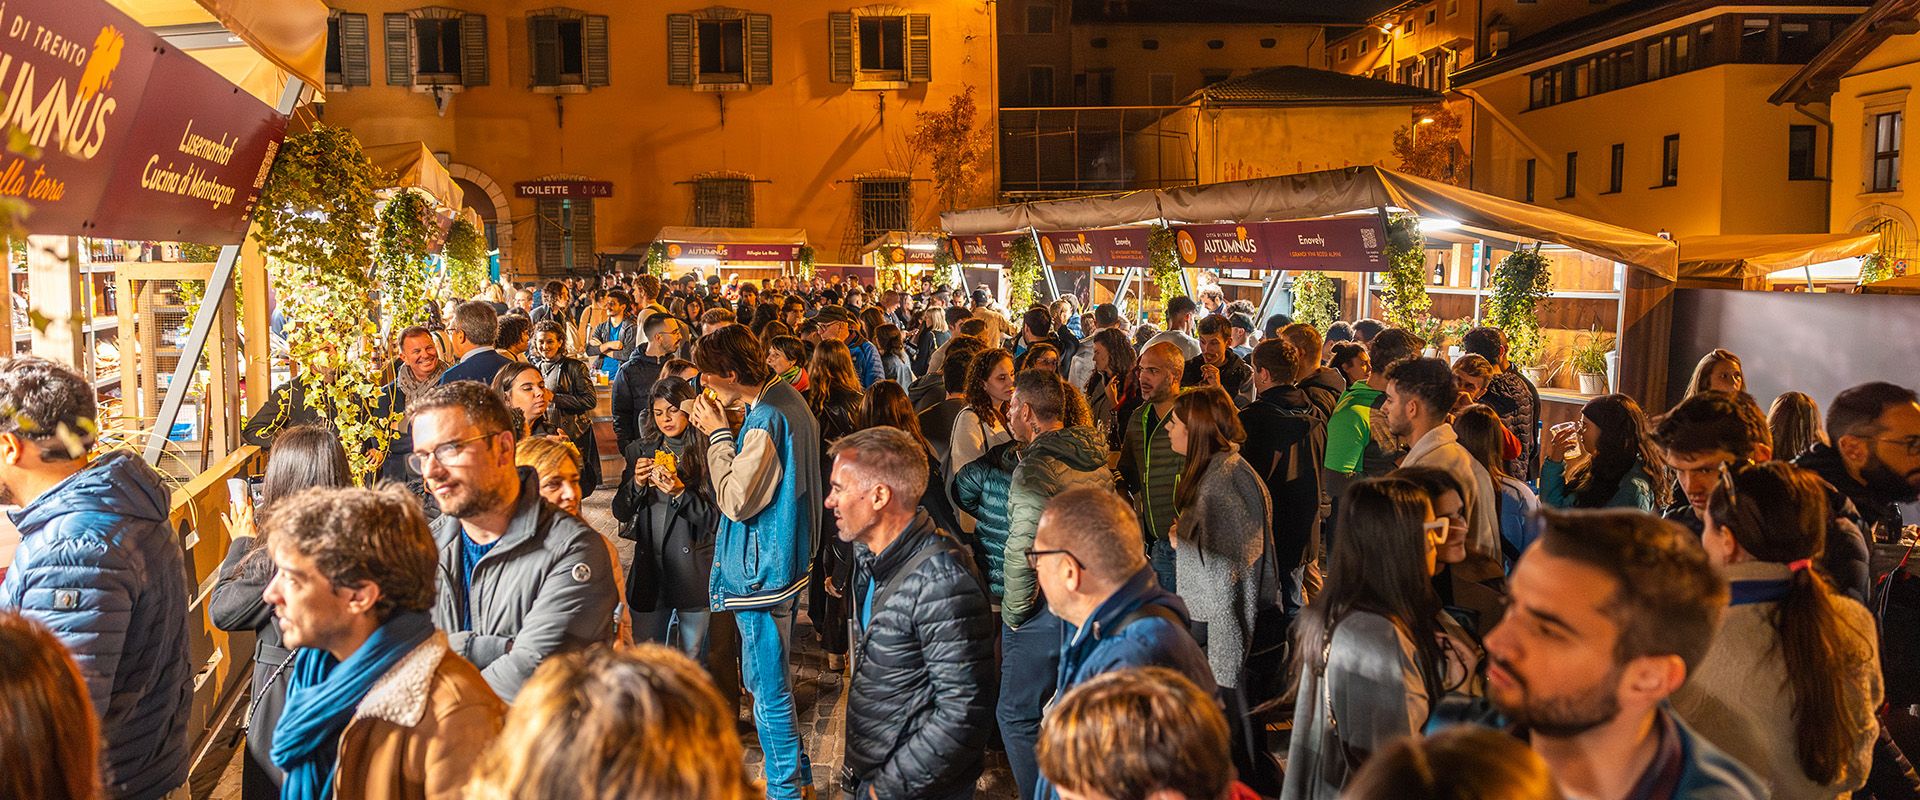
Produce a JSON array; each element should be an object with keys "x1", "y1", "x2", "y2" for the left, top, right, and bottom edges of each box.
[{"x1": 211, "y1": 473, "x2": 1016, "y2": 799}]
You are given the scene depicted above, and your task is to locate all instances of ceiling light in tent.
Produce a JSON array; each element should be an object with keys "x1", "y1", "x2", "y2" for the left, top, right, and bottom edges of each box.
[{"x1": 1418, "y1": 218, "x2": 1460, "y2": 232}]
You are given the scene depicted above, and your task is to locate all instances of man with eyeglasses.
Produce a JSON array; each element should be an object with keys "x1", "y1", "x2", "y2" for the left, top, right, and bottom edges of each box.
[
  {"x1": 1030, "y1": 486, "x2": 1214, "y2": 800},
  {"x1": 1655, "y1": 390, "x2": 1869, "y2": 605},
  {"x1": 1797, "y1": 382, "x2": 1920, "y2": 544},
  {"x1": 409, "y1": 381, "x2": 617, "y2": 701}
]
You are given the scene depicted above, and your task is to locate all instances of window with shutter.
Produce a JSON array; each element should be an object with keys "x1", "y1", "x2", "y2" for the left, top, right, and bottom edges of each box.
[
  {"x1": 384, "y1": 13, "x2": 412, "y2": 85},
  {"x1": 906, "y1": 14, "x2": 930, "y2": 83},
  {"x1": 536, "y1": 198, "x2": 566, "y2": 273},
  {"x1": 828, "y1": 12, "x2": 854, "y2": 84},
  {"x1": 414, "y1": 17, "x2": 461, "y2": 78},
  {"x1": 529, "y1": 11, "x2": 587, "y2": 88},
  {"x1": 584, "y1": 15, "x2": 609, "y2": 87},
  {"x1": 327, "y1": 16, "x2": 345, "y2": 85},
  {"x1": 460, "y1": 14, "x2": 489, "y2": 86},
  {"x1": 666, "y1": 14, "x2": 695, "y2": 85},
  {"x1": 746, "y1": 14, "x2": 772, "y2": 85},
  {"x1": 858, "y1": 16, "x2": 904, "y2": 75},
  {"x1": 698, "y1": 19, "x2": 745, "y2": 82},
  {"x1": 693, "y1": 174, "x2": 755, "y2": 228},
  {"x1": 570, "y1": 199, "x2": 596, "y2": 273},
  {"x1": 340, "y1": 13, "x2": 371, "y2": 86}
]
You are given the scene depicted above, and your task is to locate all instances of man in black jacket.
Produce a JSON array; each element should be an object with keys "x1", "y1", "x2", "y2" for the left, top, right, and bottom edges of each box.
[
  {"x1": 1238, "y1": 339, "x2": 1326, "y2": 617},
  {"x1": 827, "y1": 427, "x2": 996, "y2": 800},
  {"x1": 1797, "y1": 381, "x2": 1920, "y2": 543},
  {"x1": 611, "y1": 312, "x2": 686, "y2": 457}
]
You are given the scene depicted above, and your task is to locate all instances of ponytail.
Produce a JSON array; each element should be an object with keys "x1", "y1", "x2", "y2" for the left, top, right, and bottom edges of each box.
[{"x1": 1775, "y1": 564, "x2": 1872, "y2": 785}]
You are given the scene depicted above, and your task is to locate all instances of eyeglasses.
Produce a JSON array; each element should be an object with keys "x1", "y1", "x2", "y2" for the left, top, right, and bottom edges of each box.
[
  {"x1": 1024, "y1": 549, "x2": 1082, "y2": 570},
  {"x1": 1874, "y1": 437, "x2": 1920, "y2": 458},
  {"x1": 407, "y1": 430, "x2": 503, "y2": 474},
  {"x1": 1422, "y1": 518, "x2": 1450, "y2": 541}
]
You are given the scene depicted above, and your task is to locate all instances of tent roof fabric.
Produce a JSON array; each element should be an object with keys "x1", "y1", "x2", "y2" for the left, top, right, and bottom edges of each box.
[
  {"x1": 113, "y1": 0, "x2": 328, "y2": 103},
  {"x1": 1187, "y1": 66, "x2": 1444, "y2": 107},
  {"x1": 940, "y1": 165, "x2": 1678, "y2": 279},
  {"x1": 1071, "y1": 0, "x2": 1399, "y2": 25},
  {"x1": 655, "y1": 227, "x2": 809, "y2": 246},
  {"x1": 1676, "y1": 233, "x2": 1881, "y2": 279},
  {"x1": 859, "y1": 231, "x2": 942, "y2": 255},
  {"x1": 362, "y1": 142, "x2": 464, "y2": 211}
]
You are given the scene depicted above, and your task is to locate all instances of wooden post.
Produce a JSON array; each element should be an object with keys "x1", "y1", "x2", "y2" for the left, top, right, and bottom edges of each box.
[
  {"x1": 25, "y1": 235, "x2": 84, "y2": 369},
  {"x1": 240, "y1": 234, "x2": 270, "y2": 416},
  {"x1": 206, "y1": 282, "x2": 241, "y2": 457},
  {"x1": 0, "y1": 240, "x2": 13, "y2": 358},
  {"x1": 116, "y1": 274, "x2": 137, "y2": 430}
]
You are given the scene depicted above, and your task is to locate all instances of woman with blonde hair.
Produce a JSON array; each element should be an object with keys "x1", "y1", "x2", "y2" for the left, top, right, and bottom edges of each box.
[
  {"x1": 0, "y1": 611, "x2": 100, "y2": 800},
  {"x1": 465, "y1": 644, "x2": 753, "y2": 800},
  {"x1": 515, "y1": 435, "x2": 633, "y2": 645}
]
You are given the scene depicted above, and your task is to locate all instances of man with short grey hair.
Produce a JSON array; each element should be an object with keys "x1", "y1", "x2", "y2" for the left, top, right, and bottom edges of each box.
[
  {"x1": 828, "y1": 427, "x2": 996, "y2": 799},
  {"x1": 439, "y1": 301, "x2": 511, "y2": 384}
]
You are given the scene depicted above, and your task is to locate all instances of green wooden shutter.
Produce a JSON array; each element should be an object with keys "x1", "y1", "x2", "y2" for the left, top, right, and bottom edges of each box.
[
  {"x1": 384, "y1": 13, "x2": 411, "y2": 85},
  {"x1": 529, "y1": 16, "x2": 560, "y2": 86},
  {"x1": 461, "y1": 14, "x2": 489, "y2": 86},
  {"x1": 666, "y1": 14, "x2": 694, "y2": 86},
  {"x1": 585, "y1": 15, "x2": 610, "y2": 87},
  {"x1": 537, "y1": 198, "x2": 564, "y2": 273},
  {"x1": 571, "y1": 199, "x2": 597, "y2": 274},
  {"x1": 828, "y1": 12, "x2": 853, "y2": 84},
  {"x1": 906, "y1": 14, "x2": 931, "y2": 83},
  {"x1": 341, "y1": 13, "x2": 371, "y2": 86},
  {"x1": 746, "y1": 13, "x2": 772, "y2": 86}
]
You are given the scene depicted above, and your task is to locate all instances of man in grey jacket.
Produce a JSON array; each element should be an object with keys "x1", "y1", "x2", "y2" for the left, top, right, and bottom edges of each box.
[{"x1": 409, "y1": 381, "x2": 618, "y2": 701}]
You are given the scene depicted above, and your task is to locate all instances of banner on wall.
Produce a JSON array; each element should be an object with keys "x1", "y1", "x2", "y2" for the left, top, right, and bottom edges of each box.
[
  {"x1": 1035, "y1": 227, "x2": 1152, "y2": 268},
  {"x1": 663, "y1": 242, "x2": 802, "y2": 261},
  {"x1": 5, "y1": 0, "x2": 291, "y2": 244},
  {"x1": 1173, "y1": 217, "x2": 1387, "y2": 271}
]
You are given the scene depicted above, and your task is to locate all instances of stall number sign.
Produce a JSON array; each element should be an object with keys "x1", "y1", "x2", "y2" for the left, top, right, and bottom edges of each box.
[{"x1": 1173, "y1": 218, "x2": 1387, "y2": 271}]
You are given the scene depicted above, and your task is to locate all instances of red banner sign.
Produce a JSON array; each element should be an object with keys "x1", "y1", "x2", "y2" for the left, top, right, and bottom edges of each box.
[
  {"x1": 948, "y1": 234, "x2": 1025, "y2": 265},
  {"x1": 1173, "y1": 217, "x2": 1387, "y2": 271},
  {"x1": 1036, "y1": 227, "x2": 1152, "y2": 268},
  {"x1": 662, "y1": 241, "x2": 800, "y2": 261},
  {"x1": 3, "y1": 0, "x2": 289, "y2": 243},
  {"x1": 515, "y1": 180, "x2": 614, "y2": 199}
]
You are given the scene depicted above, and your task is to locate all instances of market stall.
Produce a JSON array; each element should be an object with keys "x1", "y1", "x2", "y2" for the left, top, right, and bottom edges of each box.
[
  {"x1": 650, "y1": 226, "x2": 810, "y2": 283},
  {"x1": 941, "y1": 165, "x2": 1680, "y2": 412},
  {"x1": 1676, "y1": 233, "x2": 1881, "y2": 290},
  {"x1": 860, "y1": 231, "x2": 950, "y2": 291}
]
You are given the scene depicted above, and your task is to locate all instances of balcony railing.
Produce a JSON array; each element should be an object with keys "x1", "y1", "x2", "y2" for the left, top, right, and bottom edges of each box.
[{"x1": 998, "y1": 106, "x2": 1196, "y2": 198}]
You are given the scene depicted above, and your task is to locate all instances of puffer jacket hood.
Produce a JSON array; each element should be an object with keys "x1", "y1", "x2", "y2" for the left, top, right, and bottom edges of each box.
[
  {"x1": 14, "y1": 451, "x2": 171, "y2": 534},
  {"x1": 952, "y1": 440, "x2": 1017, "y2": 597},
  {"x1": 1024, "y1": 424, "x2": 1107, "y2": 473},
  {"x1": 1003, "y1": 425, "x2": 1115, "y2": 627}
]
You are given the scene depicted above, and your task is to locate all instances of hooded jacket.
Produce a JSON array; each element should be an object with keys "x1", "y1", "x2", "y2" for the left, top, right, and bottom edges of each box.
[
  {"x1": 952, "y1": 439, "x2": 1018, "y2": 597},
  {"x1": 1005, "y1": 425, "x2": 1113, "y2": 627},
  {"x1": 430, "y1": 467, "x2": 619, "y2": 701},
  {"x1": 1799, "y1": 443, "x2": 1908, "y2": 541},
  {"x1": 1298, "y1": 366, "x2": 1347, "y2": 421},
  {"x1": 1324, "y1": 381, "x2": 1385, "y2": 475},
  {"x1": 612, "y1": 350, "x2": 675, "y2": 452},
  {"x1": 843, "y1": 511, "x2": 997, "y2": 798},
  {"x1": 1240, "y1": 385, "x2": 1327, "y2": 572},
  {"x1": 0, "y1": 452, "x2": 191, "y2": 800}
]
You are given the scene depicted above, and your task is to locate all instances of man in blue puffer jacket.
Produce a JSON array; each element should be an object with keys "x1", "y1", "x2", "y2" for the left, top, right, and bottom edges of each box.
[{"x1": 0, "y1": 357, "x2": 190, "y2": 800}]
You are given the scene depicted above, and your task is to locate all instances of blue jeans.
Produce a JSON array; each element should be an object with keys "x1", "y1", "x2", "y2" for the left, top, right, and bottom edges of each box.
[
  {"x1": 998, "y1": 609, "x2": 1061, "y2": 800},
  {"x1": 1147, "y1": 537, "x2": 1177, "y2": 593},
  {"x1": 738, "y1": 600, "x2": 813, "y2": 799},
  {"x1": 633, "y1": 607, "x2": 711, "y2": 659}
]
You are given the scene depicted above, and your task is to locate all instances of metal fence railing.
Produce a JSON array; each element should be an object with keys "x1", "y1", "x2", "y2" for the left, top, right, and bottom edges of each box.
[{"x1": 998, "y1": 106, "x2": 1197, "y2": 197}]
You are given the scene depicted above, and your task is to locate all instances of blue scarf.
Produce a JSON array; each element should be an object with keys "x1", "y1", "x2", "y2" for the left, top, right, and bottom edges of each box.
[{"x1": 271, "y1": 611, "x2": 437, "y2": 800}]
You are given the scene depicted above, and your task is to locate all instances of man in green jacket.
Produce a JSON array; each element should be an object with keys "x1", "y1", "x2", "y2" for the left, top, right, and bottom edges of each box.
[
  {"x1": 1118, "y1": 342, "x2": 1185, "y2": 591},
  {"x1": 998, "y1": 368, "x2": 1112, "y2": 800}
]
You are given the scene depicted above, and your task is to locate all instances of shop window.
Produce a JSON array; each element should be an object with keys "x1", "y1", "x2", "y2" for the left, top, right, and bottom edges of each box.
[
  {"x1": 828, "y1": 9, "x2": 931, "y2": 86},
  {"x1": 326, "y1": 12, "x2": 371, "y2": 88},
  {"x1": 536, "y1": 196, "x2": 596, "y2": 275},
  {"x1": 1660, "y1": 134, "x2": 1680, "y2": 187},
  {"x1": 1562, "y1": 151, "x2": 1577, "y2": 198},
  {"x1": 1789, "y1": 125, "x2": 1818, "y2": 180},
  {"x1": 530, "y1": 11, "x2": 609, "y2": 88},
  {"x1": 1873, "y1": 112, "x2": 1902, "y2": 193},
  {"x1": 1524, "y1": 159, "x2": 1536, "y2": 203},
  {"x1": 858, "y1": 175, "x2": 911, "y2": 246},
  {"x1": 693, "y1": 173, "x2": 756, "y2": 228},
  {"x1": 1026, "y1": 3, "x2": 1054, "y2": 34},
  {"x1": 386, "y1": 9, "x2": 488, "y2": 87},
  {"x1": 1027, "y1": 66, "x2": 1054, "y2": 105},
  {"x1": 668, "y1": 10, "x2": 771, "y2": 87}
]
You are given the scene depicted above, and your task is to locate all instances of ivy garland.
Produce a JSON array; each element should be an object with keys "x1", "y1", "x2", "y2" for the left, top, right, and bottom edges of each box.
[
  {"x1": 796, "y1": 245, "x2": 817, "y2": 280},
  {"x1": 444, "y1": 218, "x2": 488, "y2": 300},
  {"x1": 254, "y1": 123, "x2": 388, "y2": 482},
  {"x1": 1378, "y1": 214, "x2": 1432, "y2": 332},
  {"x1": 377, "y1": 189, "x2": 434, "y2": 331},
  {"x1": 1005, "y1": 236, "x2": 1042, "y2": 312},
  {"x1": 1859, "y1": 252, "x2": 1893, "y2": 286},
  {"x1": 1147, "y1": 225, "x2": 1183, "y2": 314},
  {"x1": 1485, "y1": 246, "x2": 1553, "y2": 368},
  {"x1": 643, "y1": 241, "x2": 671, "y2": 278},
  {"x1": 1290, "y1": 271, "x2": 1338, "y2": 334}
]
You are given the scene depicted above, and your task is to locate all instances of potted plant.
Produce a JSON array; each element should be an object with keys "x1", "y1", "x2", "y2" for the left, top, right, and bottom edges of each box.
[
  {"x1": 1440, "y1": 318, "x2": 1473, "y2": 360},
  {"x1": 1570, "y1": 329, "x2": 1614, "y2": 395},
  {"x1": 1485, "y1": 246, "x2": 1553, "y2": 382}
]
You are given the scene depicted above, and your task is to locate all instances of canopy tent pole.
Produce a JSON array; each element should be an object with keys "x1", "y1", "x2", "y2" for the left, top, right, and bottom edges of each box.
[
  {"x1": 145, "y1": 76, "x2": 307, "y2": 467},
  {"x1": 1256, "y1": 270, "x2": 1289, "y2": 325},
  {"x1": 1028, "y1": 228, "x2": 1060, "y2": 304}
]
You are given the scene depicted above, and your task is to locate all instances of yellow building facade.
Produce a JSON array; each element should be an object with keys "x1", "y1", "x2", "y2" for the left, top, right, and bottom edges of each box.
[{"x1": 318, "y1": 0, "x2": 996, "y2": 277}]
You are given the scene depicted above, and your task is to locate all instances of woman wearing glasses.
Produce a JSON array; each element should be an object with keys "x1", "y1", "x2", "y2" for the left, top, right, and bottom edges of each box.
[
  {"x1": 1282, "y1": 477, "x2": 1484, "y2": 800},
  {"x1": 1672, "y1": 461, "x2": 1881, "y2": 800}
]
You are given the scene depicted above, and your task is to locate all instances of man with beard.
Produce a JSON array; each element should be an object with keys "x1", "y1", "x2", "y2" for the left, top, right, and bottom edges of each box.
[
  {"x1": 1655, "y1": 391, "x2": 1870, "y2": 605},
  {"x1": 1479, "y1": 509, "x2": 1763, "y2": 800},
  {"x1": 1797, "y1": 382, "x2": 1920, "y2": 543},
  {"x1": 410, "y1": 381, "x2": 618, "y2": 701},
  {"x1": 1118, "y1": 342, "x2": 1186, "y2": 590}
]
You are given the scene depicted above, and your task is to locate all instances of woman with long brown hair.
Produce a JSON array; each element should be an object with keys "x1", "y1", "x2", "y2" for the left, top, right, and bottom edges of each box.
[
  {"x1": 1539, "y1": 393, "x2": 1667, "y2": 510},
  {"x1": 1674, "y1": 461, "x2": 1881, "y2": 799},
  {"x1": 0, "y1": 611, "x2": 100, "y2": 800},
  {"x1": 1166, "y1": 385, "x2": 1274, "y2": 692},
  {"x1": 1769, "y1": 391, "x2": 1827, "y2": 462},
  {"x1": 1686, "y1": 348, "x2": 1746, "y2": 398},
  {"x1": 951, "y1": 347, "x2": 1015, "y2": 474},
  {"x1": 1084, "y1": 328, "x2": 1137, "y2": 449},
  {"x1": 808, "y1": 339, "x2": 867, "y2": 665}
]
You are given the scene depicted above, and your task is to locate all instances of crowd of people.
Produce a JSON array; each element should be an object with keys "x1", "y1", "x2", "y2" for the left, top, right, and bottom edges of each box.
[{"x1": 3, "y1": 267, "x2": 1919, "y2": 800}]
